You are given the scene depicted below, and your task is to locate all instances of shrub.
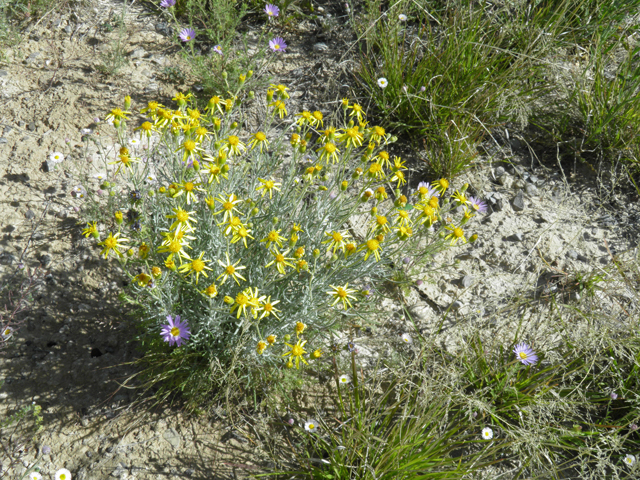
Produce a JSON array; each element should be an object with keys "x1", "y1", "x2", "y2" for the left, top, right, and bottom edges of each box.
[{"x1": 75, "y1": 65, "x2": 482, "y2": 408}]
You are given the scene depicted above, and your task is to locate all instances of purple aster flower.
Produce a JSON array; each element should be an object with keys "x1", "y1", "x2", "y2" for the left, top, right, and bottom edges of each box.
[
  {"x1": 212, "y1": 45, "x2": 223, "y2": 55},
  {"x1": 269, "y1": 37, "x2": 287, "y2": 52},
  {"x1": 41, "y1": 445, "x2": 52, "y2": 455},
  {"x1": 420, "y1": 86, "x2": 426, "y2": 92},
  {"x1": 415, "y1": 181, "x2": 440, "y2": 198},
  {"x1": 160, "y1": 0, "x2": 176, "y2": 7},
  {"x1": 179, "y1": 28, "x2": 196, "y2": 43},
  {"x1": 265, "y1": 3, "x2": 280, "y2": 17},
  {"x1": 630, "y1": 424, "x2": 638, "y2": 431},
  {"x1": 469, "y1": 196, "x2": 487, "y2": 213},
  {"x1": 161, "y1": 315, "x2": 191, "y2": 347},
  {"x1": 610, "y1": 392, "x2": 618, "y2": 400},
  {"x1": 513, "y1": 342, "x2": 538, "y2": 366}
]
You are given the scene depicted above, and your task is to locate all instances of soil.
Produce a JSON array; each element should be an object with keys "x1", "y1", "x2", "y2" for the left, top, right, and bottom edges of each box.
[{"x1": 1, "y1": 1, "x2": 639, "y2": 479}]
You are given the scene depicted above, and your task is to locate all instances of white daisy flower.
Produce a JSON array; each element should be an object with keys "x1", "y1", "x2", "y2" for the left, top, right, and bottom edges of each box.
[
  {"x1": 624, "y1": 454, "x2": 636, "y2": 466},
  {"x1": 27, "y1": 472, "x2": 42, "y2": 480},
  {"x1": 144, "y1": 173, "x2": 157, "y2": 184},
  {"x1": 304, "y1": 419, "x2": 319, "y2": 432},
  {"x1": 377, "y1": 77, "x2": 388, "y2": 88},
  {"x1": 93, "y1": 172, "x2": 107, "y2": 181},
  {"x1": 339, "y1": 374, "x2": 350, "y2": 384},
  {"x1": 71, "y1": 185, "x2": 87, "y2": 199},
  {"x1": 481, "y1": 427, "x2": 493, "y2": 440},
  {"x1": 1, "y1": 326, "x2": 13, "y2": 340},
  {"x1": 50, "y1": 152, "x2": 65, "y2": 163},
  {"x1": 398, "y1": 14, "x2": 407, "y2": 21},
  {"x1": 55, "y1": 469, "x2": 72, "y2": 480},
  {"x1": 401, "y1": 333, "x2": 412, "y2": 344}
]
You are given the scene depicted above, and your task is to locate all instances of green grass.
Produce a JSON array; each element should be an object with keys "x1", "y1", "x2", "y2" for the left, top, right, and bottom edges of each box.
[{"x1": 354, "y1": 0, "x2": 640, "y2": 179}]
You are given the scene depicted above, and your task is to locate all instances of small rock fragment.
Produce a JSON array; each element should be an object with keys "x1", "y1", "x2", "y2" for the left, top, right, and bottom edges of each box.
[
  {"x1": 461, "y1": 275, "x2": 474, "y2": 288},
  {"x1": 313, "y1": 42, "x2": 329, "y2": 52},
  {"x1": 525, "y1": 184, "x2": 538, "y2": 196},
  {"x1": 512, "y1": 190, "x2": 525, "y2": 211},
  {"x1": 498, "y1": 174, "x2": 513, "y2": 188}
]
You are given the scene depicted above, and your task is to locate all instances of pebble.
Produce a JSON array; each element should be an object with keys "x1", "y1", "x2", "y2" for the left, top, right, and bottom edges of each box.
[
  {"x1": 25, "y1": 209, "x2": 35, "y2": 219},
  {"x1": 450, "y1": 300, "x2": 463, "y2": 310},
  {"x1": 313, "y1": 42, "x2": 329, "y2": 52},
  {"x1": 130, "y1": 47, "x2": 146, "y2": 59},
  {"x1": 0, "y1": 69, "x2": 8, "y2": 76},
  {"x1": 39, "y1": 254, "x2": 52, "y2": 266},
  {"x1": 567, "y1": 250, "x2": 579, "y2": 260},
  {"x1": 512, "y1": 191, "x2": 525, "y2": 211},
  {"x1": 0, "y1": 252, "x2": 16, "y2": 265},
  {"x1": 0, "y1": 137, "x2": 7, "y2": 144},
  {"x1": 498, "y1": 174, "x2": 513, "y2": 188},
  {"x1": 25, "y1": 52, "x2": 41, "y2": 65},
  {"x1": 44, "y1": 159, "x2": 57, "y2": 172},
  {"x1": 111, "y1": 462, "x2": 128, "y2": 478},
  {"x1": 150, "y1": 54, "x2": 167, "y2": 66},
  {"x1": 155, "y1": 22, "x2": 172, "y2": 36},
  {"x1": 508, "y1": 232, "x2": 524, "y2": 242},
  {"x1": 163, "y1": 428, "x2": 181, "y2": 449},
  {"x1": 525, "y1": 184, "x2": 538, "y2": 196},
  {"x1": 64, "y1": 25, "x2": 73, "y2": 34},
  {"x1": 28, "y1": 122, "x2": 36, "y2": 131},
  {"x1": 461, "y1": 275, "x2": 474, "y2": 288}
]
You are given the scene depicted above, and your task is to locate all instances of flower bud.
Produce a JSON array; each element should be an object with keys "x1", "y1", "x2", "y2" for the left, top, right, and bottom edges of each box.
[
  {"x1": 148, "y1": 189, "x2": 155, "y2": 197},
  {"x1": 248, "y1": 90, "x2": 255, "y2": 99},
  {"x1": 221, "y1": 164, "x2": 230, "y2": 173},
  {"x1": 267, "y1": 90, "x2": 274, "y2": 102},
  {"x1": 284, "y1": 334, "x2": 291, "y2": 341},
  {"x1": 114, "y1": 119, "x2": 120, "y2": 128},
  {"x1": 192, "y1": 159, "x2": 200, "y2": 171},
  {"x1": 124, "y1": 95, "x2": 131, "y2": 110},
  {"x1": 469, "y1": 234, "x2": 478, "y2": 243},
  {"x1": 100, "y1": 182, "x2": 109, "y2": 190},
  {"x1": 238, "y1": 74, "x2": 246, "y2": 85},
  {"x1": 389, "y1": 135, "x2": 398, "y2": 143},
  {"x1": 109, "y1": 190, "x2": 116, "y2": 197},
  {"x1": 224, "y1": 295, "x2": 234, "y2": 304},
  {"x1": 168, "y1": 188, "x2": 177, "y2": 197},
  {"x1": 331, "y1": 254, "x2": 338, "y2": 262},
  {"x1": 158, "y1": 186, "x2": 166, "y2": 194},
  {"x1": 91, "y1": 230, "x2": 100, "y2": 239},
  {"x1": 250, "y1": 207, "x2": 259, "y2": 216},
  {"x1": 231, "y1": 121, "x2": 238, "y2": 129},
  {"x1": 272, "y1": 217, "x2": 279, "y2": 225},
  {"x1": 247, "y1": 70, "x2": 254, "y2": 78},
  {"x1": 126, "y1": 248, "x2": 134, "y2": 257},
  {"x1": 313, "y1": 248, "x2": 320, "y2": 258},
  {"x1": 461, "y1": 183, "x2": 469, "y2": 193},
  {"x1": 289, "y1": 233, "x2": 298, "y2": 247},
  {"x1": 222, "y1": 71, "x2": 228, "y2": 79}
]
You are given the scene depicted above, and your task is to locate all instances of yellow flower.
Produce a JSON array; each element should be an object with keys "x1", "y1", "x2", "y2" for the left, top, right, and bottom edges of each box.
[
  {"x1": 222, "y1": 135, "x2": 246, "y2": 157},
  {"x1": 296, "y1": 110, "x2": 314, "y2": 126},
  {"x1": 213, "y1": 193, "x2": 243, "y2": 222},
  {"x1": 337, "y1": 126, "x2": 364, "y2": 148},
  {"x1": 259, "y1": 296, "x2": 282, "y2": 320},
  {"x1": 295, "y1": 321, "x2": 306, "y2": 335},
  {"x1": 322, "y1": 230, "x2": 351, "y2": 254},
  {"x1": 201, "y1": 283, "x2": 218, "y2": 298},
  {"x1": 105, "y1": 107, "x2": 131, "y2": 123},
  {"x1": 282, "y1": 339, "x2": 308, "y2": 369},
  {"x1": 394, "y1": 209, "x2": 412, "y2": 227},
  {"x1": 296, "y1": 259, "x2": 308, "y2": 272},
  {"x1": 256, "y1": 178, "x2": 282, "y2": 199},
  {"x1": 269, "y1": 99, "x2": 288, "y2": 118},
  {"x1": 452, "y1": 190, "x2": 470, "y2": 207},
  {"x1": 140, "y1": 101, "x2": 164, "y2": 116},
  {"x1": 432, "y1": 178, "x2": 449, "y2": 195},
  {"x1": 178, "y1": 251, "x2": 213, "y2": 284},
  {"x1": 260, "y1": 229, "x2": 287, "y2": 249},
  {"x1": 271, "y1": 83, "x2": 290, "y2": 99},
  {"x1": 445, "y1": 224, "x2": 467, "y2": 245},
  {"x1": 82, "y1": 221, "x2": 99, "y2": 239},
  {"x1": 317, "y1": 142, "x2": 340, "y2": 164},
  {"x1": 133, "y1": 272, "x2": 151, "y2": 287},
  {"x1": 109, "y1": 153, "x2": 138, "y2": 174},
  {"x1": 230, "y1": 288, "x2": 260, "y2": 318},
  {"x1": 257, "y1": 341, "x2": 267, "y2": 355},
  {"x1": 230, "y1": 226, "x2": 254, "y2": 248},
  {"x1": 368, "y1": 125, "x2": 386, "y2": 144},
  {"x1": 347, "y1": 103, "x2": 365, "y2": 122},
  {"x1": 293, "y1": 246, "x2": 305, "y2": 258},
  {"x1": 164, "y1": 258, "x2": 177, "y2": 271},
  {"x1": 265, "y1": 247, "x2": 295, "y2": 275},
  {"x1": 367, "y1": 161, "x2": 385, "y2": 179},
  {"x1": 138, "y1": 242, "x2": 150, "y2": 259},
  {"x1": 213, "y1": 209, "x2": 239, "y2": 233},
  {"x1": 312, "y1": 111, "x2": 324, "y2": 127},
  {"x1": 206, "y1": 95, "x2": 224, "y2": 114},
  {"x1": 135, "y1": 121, "x2": 154, "y2": 139},
  {"x1": 166, "y1": 207, "x2": 198, "y2": 232},
  {"x1": 151, "y1": 266, "x2": 162, "y2": 278},
  {"x1": 267, "y1": 335, "x2": 277, "y2": 345},
  {"x1": 249, "y1": 131, "x2": 269, "y2": 152},
  {"x1": 216, "y1": 253, "x2": 247, "y2": 285},
  {"x1": 157, "y1": 239, "x2": 192, "y2": 265},
  {"x1": 360, "y1": 239, "x2": 381, "y2": 261},
  {"x1": 311, "y1": 349, "x2": 322, "y2": 359},
  {"x1": 372, "y1": 215, "x2": 391, "y2": 234},
  {"x1": 327, "y1": 284, "x2": 358, "y2": 309},
  {"x1": 98, "y1": 232, "x2": 129, "y2": 259}
]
